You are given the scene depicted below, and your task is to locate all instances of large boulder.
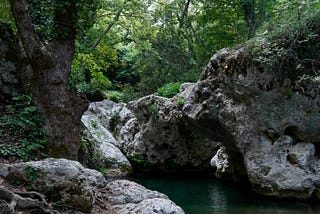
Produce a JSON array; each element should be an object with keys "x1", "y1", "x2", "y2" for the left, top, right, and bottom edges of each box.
[
  {"x1": 177, "y1": 47, "x2": 320, "y2": 199},
  {"x1": 81, "y1": 97, "x2": 220, "y2": 174},
  {"x1": 123, "y1": 94, "x2": 220, "y2": 172},
  {"x1": 0, "y1": 158, "x2": 106, "y2": 212},
  {"x1": 80, "y1": 100, "x2": 133, "y2": 176},
  {"x1": 0, "y1": 159, "x2": 185, "y2": 213},
  {"x1": 96, "y1": 179, "x2": 184, "y2": 214}
]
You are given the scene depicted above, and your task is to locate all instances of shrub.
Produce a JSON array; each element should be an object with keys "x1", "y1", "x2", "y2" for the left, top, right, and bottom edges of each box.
[
  {"x1": 248, "y1": 1, "x2": 320, "y2": 80},
  {"x1": 0, "y1": 95, "x2": 48, "y2": 160},
  {"x1": 157, "y1": 82, "x2": 182, "y2": 98},
  {"x1": 102, "y1": 90, "x2": 123, "y2": 102}
]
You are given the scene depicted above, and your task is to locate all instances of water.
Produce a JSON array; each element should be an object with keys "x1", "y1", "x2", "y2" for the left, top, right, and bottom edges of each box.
[{"x1": 131, "y1": 175, "x2": 320, "y2": 214}]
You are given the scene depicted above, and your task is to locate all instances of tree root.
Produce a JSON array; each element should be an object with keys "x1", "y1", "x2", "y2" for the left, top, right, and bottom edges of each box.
[{"x1": 0, "y1": 186, "x2": 55, "y2": 214}]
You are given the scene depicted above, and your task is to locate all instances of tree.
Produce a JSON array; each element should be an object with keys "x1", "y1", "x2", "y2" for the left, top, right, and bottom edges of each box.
[
  {"x1": 9, "y1": 0, "x2": 88, "y2": 159},
  {"x1": 70, "y1": 0, "x2": 153, "y2": 99},
  {"x1": 241, "y1": 0, "x2": 277, "y2": 39}
]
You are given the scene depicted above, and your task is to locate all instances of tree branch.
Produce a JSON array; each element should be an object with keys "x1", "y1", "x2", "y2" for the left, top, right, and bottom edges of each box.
[
  {"x1": 92, "y1": 10, "x2": 122, "y2": 49},
  {"x1": 92, "y1": 0, "x2": 131, "y2": 49},
  {"x1": 9, "y1": 0, "x2": 43, "y2": 59},
  {"x1": 178, "y1": 0, "x2": 191, "y2": 28}
]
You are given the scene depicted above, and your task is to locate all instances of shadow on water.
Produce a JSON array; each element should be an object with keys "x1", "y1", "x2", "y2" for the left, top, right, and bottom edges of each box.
[{"x1": 130, "y1": 174, "x2": 320, "y2": 214}]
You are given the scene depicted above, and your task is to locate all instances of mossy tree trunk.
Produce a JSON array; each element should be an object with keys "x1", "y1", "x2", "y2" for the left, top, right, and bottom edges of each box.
[{"x1": 9, "y1": 0, "x2": 88, "y2": 159}]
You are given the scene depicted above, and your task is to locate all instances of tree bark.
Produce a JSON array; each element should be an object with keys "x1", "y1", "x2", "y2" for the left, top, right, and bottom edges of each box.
[{"x1": 10, "y1": 0, "x2": 88, "y2": 159}]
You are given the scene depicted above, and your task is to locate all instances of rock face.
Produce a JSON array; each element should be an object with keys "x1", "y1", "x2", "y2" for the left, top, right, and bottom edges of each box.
[
  {"x1": 81, "y1": 97, "x2": 220, "y2": 173},
  {"x1": 123, "y1": 95, "x2": 220, "y2": 172},
  {"x1": 176, "y1": 47, "x2": 320, "y2": 199},
  {"x1": 0, "y1": 159, "x2": 184, "y2": 213},
  {"x1": 80, "y1": 100, "x2": 133, "y2": 176}
]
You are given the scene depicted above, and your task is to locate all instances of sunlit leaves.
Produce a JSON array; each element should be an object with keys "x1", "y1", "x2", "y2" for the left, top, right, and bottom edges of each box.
[
  {"x1": 0, "y1": 0, "x2": 13, "y2": 23},
  {"x1": 71, "y1": 52, "x2": 112, "y2": 96}
]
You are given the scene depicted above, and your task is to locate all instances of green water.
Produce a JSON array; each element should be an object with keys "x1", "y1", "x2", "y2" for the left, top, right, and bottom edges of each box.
[{"x1": 131, "y1": 175, "x2": 320, "y2": 214}]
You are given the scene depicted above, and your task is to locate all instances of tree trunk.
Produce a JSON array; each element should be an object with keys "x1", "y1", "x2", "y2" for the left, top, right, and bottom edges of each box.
[
  {"x1": 31, "y1": 41, "x2": 88, "y2": 159},
  {"x1": 10, "y1": 0, "x2": 88, "y2": 159}
]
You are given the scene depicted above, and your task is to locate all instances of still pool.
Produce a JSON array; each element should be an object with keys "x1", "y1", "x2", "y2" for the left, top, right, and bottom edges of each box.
[{"x1": 131, "y1": 175, "x2": 320, "y2": 214}]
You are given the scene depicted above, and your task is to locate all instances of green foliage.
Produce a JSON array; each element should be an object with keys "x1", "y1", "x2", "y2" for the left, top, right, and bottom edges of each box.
[
  {"x1": 102, "y1": 91, "x2": 123, "y2": 102},
  {"x1": 10, "y1": 0, "x2": 318, "y2": 103},
  {"x1": 147, "y1": 103, "x2": 159, "y2": 119},
  {"x1": 89, "y1": 120, "x2": 98, "y2": 128},
  {"x1": 157, "y1": 82, "x2": 182, "y2": 98},
  {"x1": 249, "y1": 0, "x2": 320, "y2": 79},
  {"x1": 26, "y1": 0, "x2": 100, "y2": 41},
  {"x1": 176, "y1": 96, "x2": 185, "y2": 106},
  {"x1": 26, "y1": 0, "x2": 55, "y2": 41},
  {"x1": 97, "y1": 167, "x2": 107, "y2": 174},
  {"x1": 198, "y1": 0, "x2": 248, "y2": 53},
  {"x1": 71, "y1": 52, "x2": 112, "y2": 99},
  {"x1": 25, "y1": 165, "x2": 41, "y2": 185},
  {"x1": 134, "y1": 0, "x2": 260, "y2": 96},
  {"x1": 69, "y1": 0, "x2": 277, "y2": 100},
  {"x1": 0, "y1": 0, "x2": 13, "y2": 24},
  {"x1": 0, "y1": 95, "x2": 48, "y2": 160}
]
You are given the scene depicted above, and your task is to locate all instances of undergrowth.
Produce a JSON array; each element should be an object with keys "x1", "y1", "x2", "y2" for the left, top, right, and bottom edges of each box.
[{"x1": 0, "y1": 94, "x2": 48, "y2": 161}]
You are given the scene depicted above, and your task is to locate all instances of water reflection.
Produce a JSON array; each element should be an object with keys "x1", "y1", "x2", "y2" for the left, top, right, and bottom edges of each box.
[
  {"x1": 132, "y1": 175, "x2": 320, "y2": 214},
  {"x1": 208, "y1": 183, "x2": 227, "y2": 212}
]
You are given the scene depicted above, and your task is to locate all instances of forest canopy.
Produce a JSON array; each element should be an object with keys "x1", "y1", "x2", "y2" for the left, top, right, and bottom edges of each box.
[{"x1": 1, "y1": 0, "x2": 319, "y2": 101}]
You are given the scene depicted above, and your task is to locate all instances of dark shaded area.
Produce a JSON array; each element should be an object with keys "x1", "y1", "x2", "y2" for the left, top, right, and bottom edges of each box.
[
  {"x1": 284, "y1": 126, "x2": 301, "y2": 143},
  {"x1": 0, "y1": 22, "x2": 22, "y2": 104}
]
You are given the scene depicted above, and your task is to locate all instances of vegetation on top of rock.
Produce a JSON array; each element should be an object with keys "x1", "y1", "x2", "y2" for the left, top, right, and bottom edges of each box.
[
  {"x1": 248, "y1": 0, "x2": 320, "y2": 82},
  {"x1": 157, "y1": 82, "x2": 182, "y2": 98}
]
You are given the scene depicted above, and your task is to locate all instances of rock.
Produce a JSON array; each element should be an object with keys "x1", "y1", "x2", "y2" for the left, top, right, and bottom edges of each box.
[
  {"x1": 112, "y1": 198, "x2": 184, "y2": 214},
  {"x1": 0, "y1": 158, "x2": 106, "y2": 212},
  {"x1": 105, "y1": 180, "x2": 168, "y2": 204},
  {"x1": 119, "y1": 118, "x2": 140, "y2": 154},
  {"x1": 80, "y1": 100, "x2": 133, "y2": 176},
  {"x1": 0, "y1": 159, "x2": 184, "y2": 213},
  {"x1": 125, "y1": 94, "x2": 220, "y2": 172},
  {"x1": 246, "y1": 136, "x2": 319, "y2": 199},
  {"x1": 210, "y1": 146, "x2": 229, "y2": 176},
  {"x1": 80, "y1": 44, "x2": 320, "y2": 200},
  {"x1": 179, "y1": 82, "x2": 195, "y2": 93},
  {"x1": 0, "y1": 185, "x2": 54, "y2": 214},
  {"x1": 176, "y1": 46, "x2": 320, "y2": 199},
  {"x1": 81, "y1": 93, "x2": 220, "y2": 174},
  {"x1": 102, "y1": 180, "x2": 184, "y2": 214}
]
